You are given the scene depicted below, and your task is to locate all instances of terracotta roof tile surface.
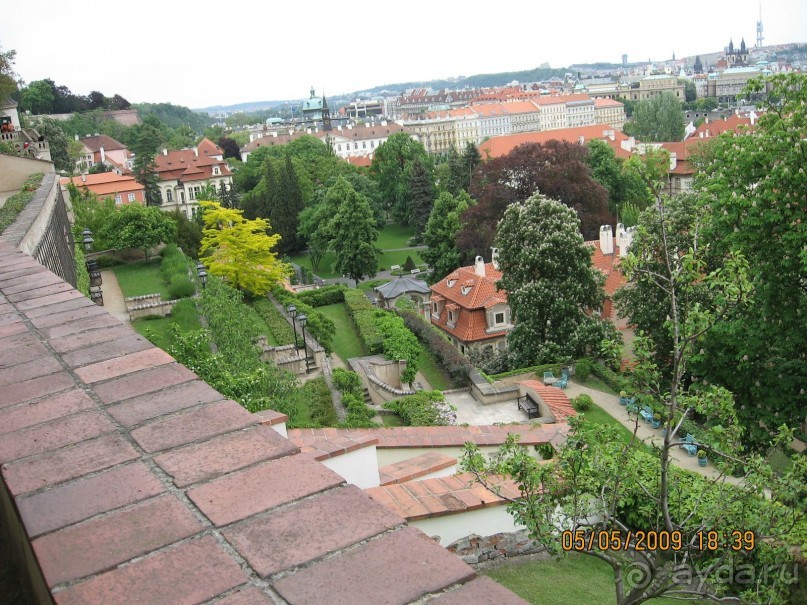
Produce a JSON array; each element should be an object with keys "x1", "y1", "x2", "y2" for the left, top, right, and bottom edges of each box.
[
  {"x1": 585, "y1": 238, "x2": 627, "y2": 297},
  {"x1": 479, "y1": 124, "x2": 630, "y2": 159},
  {"x1": 519, "y1": 380, "x2": 576, "y2": 422}
]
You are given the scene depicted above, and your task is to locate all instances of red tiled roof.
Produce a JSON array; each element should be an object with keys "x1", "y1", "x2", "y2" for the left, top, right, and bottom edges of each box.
[
  {"x1": 688, "y1": 115, "x2": 756, "y2": 139},
  {"x1": 378, "y1": 451, "x2": 456, "y2": 486},
  {"x1": 431, "y1": 262, "x2": 508, "y2": 343},
  {"x1": 153, "y1": 144, "x2": 231, "y2": 183},
  {"x1": 479, "y1": 124, "x2": 630, "y2": 160},
  {"x1": 79, "y1": 135, "x2": 127, "y2": 152},
  {"x1": 61, "y1": 174, "x2": 145, "y2": 198},
  {"x1": 520, "y1": 381, "x2": 576, "y2": 422},
  {"x1": 366, "y1": 473, "x2": 522, "y2": 521},
  {"x1": 585, "y1": 238, "x2": 626, "y2": 297}
]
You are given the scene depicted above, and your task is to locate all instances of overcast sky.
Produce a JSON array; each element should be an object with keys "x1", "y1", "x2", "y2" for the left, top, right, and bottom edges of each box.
[{"x1": 2, "y1": 0, "x2": 805, "y2": 110}]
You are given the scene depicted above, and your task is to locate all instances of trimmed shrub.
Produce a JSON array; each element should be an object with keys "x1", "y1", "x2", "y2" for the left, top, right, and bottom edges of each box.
[
  {"x1": 403, "y1": 255, "x2": 417, "y2": 271},
  {"x1": 297, "y1": 284, "x2": 347, "y2": 307},
  {"x1": 168, "y1": 275, "x2": 195, "y2": 299},
  {"x1": 160, "y1": 243, "x2": 180, "y2": 258},
  {"x1": 344, "y1": 289, "x2": 384, "y2": 353},
  {"x1": 383, "y1": 390, "x2": 456, "y2": 426},
  {"x1": 574, "y1": 358, "x2": 594, "y2": 380},
  {"x1": 590, "y1": 362, "x2": 632, "y2": 394},
  {"x1": 397, "y1": 310, "x2": 473, "y2": 386},
  {"x1": 253, "y1": 299, "x2": 295, "y2": 345},
  {"x1": 333, "y1": 368, "x2": 363, "y2": 397},
  {"x1": 376, "y1": 313, "x2": 421, "y2": 383},
  {"x1": 572, "y1": 393, "x2": 594, "y2": 412}
]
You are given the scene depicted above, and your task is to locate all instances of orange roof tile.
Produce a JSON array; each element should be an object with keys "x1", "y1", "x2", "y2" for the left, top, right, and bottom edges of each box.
[
  {"x1": 688, "y1": 115, "x2": 756, "y2": 139},
  {"x1": 585, "y1": 238, "x2": 626, "y2": 297},
  {"x1": 519, "y1": 381, "x2": 576, "y2": 422},
  {"x1": 479, "y1": 125, "x2": 629, "y2": 160},
  {"x1": 61, "y1": 174, "x2": 145, "y2": 198}
]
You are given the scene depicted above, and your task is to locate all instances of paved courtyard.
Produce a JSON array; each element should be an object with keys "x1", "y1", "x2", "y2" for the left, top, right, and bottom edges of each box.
[{"x1": 445, "y1": 391, "x2": 527, "y2": 425}]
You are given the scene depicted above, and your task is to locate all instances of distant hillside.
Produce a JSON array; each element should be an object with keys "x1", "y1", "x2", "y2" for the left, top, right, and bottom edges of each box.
[{"x1": 134, "y1": 102, "x2": 212, "y2": 131}]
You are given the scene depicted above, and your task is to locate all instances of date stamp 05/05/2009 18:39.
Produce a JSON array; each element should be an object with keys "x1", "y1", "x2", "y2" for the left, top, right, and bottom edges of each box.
[{"x1": 561, "y1": 529, "x2": 756, "y2": 553}]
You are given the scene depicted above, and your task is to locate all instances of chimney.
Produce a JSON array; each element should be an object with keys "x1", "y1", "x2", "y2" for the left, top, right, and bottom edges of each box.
[
  {"x1": 491, "y1": 247, "x2": 500, "y2": 270},
  {"x1": 194, "y1": 147, "x2": 198, "y2": 157},
  {"x1": 80, "y1": 174, "x2": 86, "y2": 183},
  {"x1": 100, "y1": 146, "x2": 105, "y2": 163},
  {"x1": 162, "y1": 148, "x2": 168, "y2": 155},
  {"x1": 599, "y1": 225, "x2": 614, "y2": 255},
  {"x1": 74, "y1": 134, "x2": 79, "y2": 141},
  {"x1": 749, "y1": 110, "x2": 757, "y2": 125},
  {"x1": 619, "y1": 227, "x2": 636, "y2": 257},
  {"x1": 474, "y1": 255, "x2": 486, "y2": 277}
]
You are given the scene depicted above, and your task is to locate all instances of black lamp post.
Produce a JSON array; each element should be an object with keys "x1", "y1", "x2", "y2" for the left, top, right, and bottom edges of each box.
[
  {"x1": 82, "y1": 228, "x2": 94, "y2": 252},
  {"x1": 287, "y1": 304, "x2": 299, "y2": 349},
  {"x1": 196, "y1": 261, "x2": 205, "y2": 273},
  {"x1": 298, "y1": 313, "x2": 310, "y2": 374},
  {"x1": 198, "y1": 269, "x2": 208, "y2": 290}
]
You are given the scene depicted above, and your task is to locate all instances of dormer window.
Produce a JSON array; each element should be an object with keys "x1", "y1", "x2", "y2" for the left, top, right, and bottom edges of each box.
[
  {"x1": 447, "y1": 279, "x2": 456, "y2": 288},
  {"x1": 212, "y1": 166, "x2": 220, "y2": 175},
  {"x1": 461, "y1": 286, "x2": 471, "y2": 295}
]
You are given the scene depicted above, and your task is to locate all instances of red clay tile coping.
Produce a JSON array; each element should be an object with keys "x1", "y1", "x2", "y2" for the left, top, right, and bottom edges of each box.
[
  {"x1": 366, "y1": 473, "x2": 522, "y2": 521},
  {"x1": 379, "y1": 451, "x2": 457, "y2": 486},
  {"x1": 0, "y1": 241, "x2": 527, "y2": 604},
  {"x1": 520, "y1": 380, "x2": 577, "y2": 422},
  {"x1": 253, "y1": 408, "x2": 289, "y2": 426},
  {"x1": 297, "y1": 433, "x2": 379, "y2": 461},
  {"x1": 289, "y1": 422, "x2": 569, "y2": 450}
]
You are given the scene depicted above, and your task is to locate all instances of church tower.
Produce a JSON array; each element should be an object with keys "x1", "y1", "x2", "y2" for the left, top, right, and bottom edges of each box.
[
  {"x1": 756, "y1": 3, "x2": 764, "y2": 48},
  {"x1": 321, "y1": 93, "x2": 332, "y2": 132}
]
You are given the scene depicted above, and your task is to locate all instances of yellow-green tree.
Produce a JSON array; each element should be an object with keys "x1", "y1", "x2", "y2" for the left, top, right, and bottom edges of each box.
[{"x1": 199, "y1": 201, "x2": 290, "y2": 296}]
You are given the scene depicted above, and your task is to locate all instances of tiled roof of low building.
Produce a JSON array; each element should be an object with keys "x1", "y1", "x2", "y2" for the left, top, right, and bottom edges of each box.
[
  {"x1": 61, "y1": 174, "x2": 145, "y2": 196},
  {"x1": 585, "y1": 238, "x2": 627, "y2": 297},
  {"x1": 519, "y1": 380, "x2": 576, "y2": 422},
  {"x1": 479, "y1": 124, "x2": 630, "y2": 159},
  {"x1": 79, "y1": 135, "x2": 127, "y2": 152}
]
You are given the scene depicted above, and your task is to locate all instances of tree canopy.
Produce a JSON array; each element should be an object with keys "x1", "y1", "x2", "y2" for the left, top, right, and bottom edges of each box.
[
  {"x1": 370, "y1": 132, "x2": 429, "y2": 223},
  {"x1": 327, "y1": 177, "x2": 380, "y2": 286},
  {"x1": 458, "y1": 140, "x2": 613, "y2": 263},
  {"x1": 198, "y1": 201, "x2": 290, "y2": 296},
  {"x1": 421, "y1": 190, "x2": 473, "y2": 283},
  {"x1": 624, "y1": 92, "x2": 685, "y2": 142},
  {"x1": 99, "y1": 203, "x2": 175, "y2": 260},
  {"x1": 494, "y1": 192, "x2": 616, "y2": 367}
]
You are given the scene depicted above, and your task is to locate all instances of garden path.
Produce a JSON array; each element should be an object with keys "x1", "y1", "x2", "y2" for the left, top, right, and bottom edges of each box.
[{"x1": 99, "y1": 270, "x2": 128, "y2": 323}]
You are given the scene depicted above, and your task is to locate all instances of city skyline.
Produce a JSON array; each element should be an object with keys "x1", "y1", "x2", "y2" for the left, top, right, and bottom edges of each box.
[{"x1": 2, "y1": 0, "x2": 805, "y2": 109}]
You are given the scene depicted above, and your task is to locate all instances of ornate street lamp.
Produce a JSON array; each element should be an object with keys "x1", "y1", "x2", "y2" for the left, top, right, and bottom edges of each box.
[
  {"x1": 298, "y1": 313, "x2": 310, "y2": 374},
  {"x1": 82, "y1": 228, "x2": 94, "y2": 252},
  {"x1": 198, "y1": 269, "x2": 208, "y2": 290},
  {"x1": 287, "y1": 304, "x2": 299, "y2": 349}
]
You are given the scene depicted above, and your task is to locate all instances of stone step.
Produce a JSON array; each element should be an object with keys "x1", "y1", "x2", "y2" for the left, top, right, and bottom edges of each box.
[{"x1": 378, "y1": 452, "x2": 457, "y2": 486}]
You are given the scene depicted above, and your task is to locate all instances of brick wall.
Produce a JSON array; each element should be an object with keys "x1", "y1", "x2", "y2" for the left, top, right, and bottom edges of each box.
[{"x1": 0, "y1": 242, "x2": 528, "y2": 605}]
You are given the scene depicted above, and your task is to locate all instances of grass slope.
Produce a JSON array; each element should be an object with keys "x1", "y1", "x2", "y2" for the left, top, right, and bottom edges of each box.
[{"x1": 316, "y1": 302, "x2": 367, "y2": 362}]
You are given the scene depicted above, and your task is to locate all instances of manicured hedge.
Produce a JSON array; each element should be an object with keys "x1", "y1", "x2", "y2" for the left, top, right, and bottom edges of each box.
[
  {"x1": 167, "y1": 275, "x2": 195, "y2": 299},
  {"x1": 489, "y1": 362, "x2": 565, "y2": 381},
  {"x1": 299, "y1": 376, "x2": 338, "y2": 427},
  {"x1": 590, "y1": 361, "x2": 632, "y2": 394},
  {"x1": 253, "y1": 299, "x2": 295, "y2": 345},
  {"x1": 397, "y1": 310, "x2": 473, "y2": 385},
  {"x1": 271, "y1": 286, "x2": 335, "y2": 353},
  {"x1": 344, "y1": 289, "x2": 383, "y2": 354},
  {"x1": 297, "y1": 285, "x2": 347, "y2": 307}
]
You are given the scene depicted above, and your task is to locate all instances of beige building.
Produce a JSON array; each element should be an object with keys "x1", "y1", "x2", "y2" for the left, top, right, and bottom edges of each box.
[
  {"x1": 594, "y1": 98, "x2": 627, "y2": 130},
  {"x1": 630, "y1": 75, "x2": 685, "y2": 101}
]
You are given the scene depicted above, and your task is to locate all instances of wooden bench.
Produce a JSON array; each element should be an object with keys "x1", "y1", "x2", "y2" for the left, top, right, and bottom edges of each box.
[{"x1": 517, "y1": 393, "x2": 540, "y2": 419}]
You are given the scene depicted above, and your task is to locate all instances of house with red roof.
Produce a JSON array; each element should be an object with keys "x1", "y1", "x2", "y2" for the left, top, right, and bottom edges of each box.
[
  {"x1": 478, "y1": 124, "x2": 635, "y2": 160},
  {"x1": 60, "y1": 172, "x2": 145, "y2": 205},
  {"x1": 585, "y1": 225, "x2": 633, "y2": 328},
  {"x1": 429, "y1": 255, "x2": 511, "y2": 357},
  {"x1": 76, "y1": 135, "x2": 132, "y2": 174},
  {"x1": 153, "y1": 138, "x2": 233, "y2": 217}
]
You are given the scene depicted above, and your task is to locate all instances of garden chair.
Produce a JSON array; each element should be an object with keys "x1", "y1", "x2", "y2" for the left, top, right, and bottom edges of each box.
[
  {"x1": 625, "y1": 398, "x2": 639, "y2": 414},
  {"x1": 543, "y1": 371, "x2": 557, "y2": 385},
  {"x1": 680, "y1": 434, "x2": 698, "y2": 456},
  {"x1": 554, "y1": 375, "x2": 568, "y2": 389},
  {"x1": 639, "y1": 406, "x2": 654, "y2": 423}
]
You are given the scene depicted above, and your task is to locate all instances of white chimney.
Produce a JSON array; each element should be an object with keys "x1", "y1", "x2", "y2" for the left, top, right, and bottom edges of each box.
[
  {"x1": 474, "y1": 255, "x2": 485, "y2": 276},
  {"x1": 162, "y1": 148, "x2": 168, "y2": 156},
  {"x1": 491, "y1": 247, "x2": 500, "y2": 270},
  {"x1": 749, "y1": 110, "x2": 757, "y2": 125},
  {"x1": 100, "y1": 146, "x2": 105, "y2": 163},
  {"x1": 80, "y1": 174, "x2": 86, "y2": 183},
  {"x1": 619, "y1": 227, "x2": 636, "y2": 257},
  {"x1": 74, "y1": 134, "x2": 79, "y2": 141},
  {"x1": 599, "y1": 225, "x2": 614, "y2": 255}
]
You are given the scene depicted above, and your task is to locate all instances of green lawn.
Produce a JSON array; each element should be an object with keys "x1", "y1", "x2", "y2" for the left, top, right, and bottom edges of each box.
[
  {"x1": 417, "y1": 348, "x2": 455, "y2": 391},
  {"x1": 358, "y1": 279, "x2": 388, "y2": 293},
  {"x1": 376, "y1": 223, "x2": 417, "y2": 249},
  {"x1": 484, "y1": 553, "x2": 682, "y2": 605},
  {"x1": 381, "y1": 413, "x2": 405, "y2": 427},
  {"x1": 250, "y1": 310, "x2": 279, "y2": 346},
  {"x1": 576, "y1": 373, "x2": 618, "y2": 396},
  {"x1": 112, "y1": 259, "x2": 171, "y2": 299},
  {"x1": 132, "y1": 317, "x2": 175, "y2": 351},
  {"x1": 316, "y1": 302, "x2": 367, "y2": 363},
  {"x1": 289, "y1": 249, "x2": 424, "y2": 280}
]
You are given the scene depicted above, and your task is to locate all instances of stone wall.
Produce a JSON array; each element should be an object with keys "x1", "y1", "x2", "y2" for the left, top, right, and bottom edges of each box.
[
  {"x1": 469, "y1": 370, "x2": 520, "y2": 405},
  {"x1": 447, "y1": 530, "x2": 546, "y2": 565}
]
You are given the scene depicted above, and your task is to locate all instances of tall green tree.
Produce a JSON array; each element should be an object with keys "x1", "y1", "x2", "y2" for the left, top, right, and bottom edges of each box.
[
  {"x1": 624, "y1": 92, "x2": 685, "y2": 142},
  {"x1": 370, "y1": 132, "x2": 428, "y2": 223},
  {"x1": 20, "y1": 80, "x2": 55, "y2": 114},
  {"x1": 270, "y1": 153, "x2": 305, "y2": 254},
  {"x1": 131, "y1": 124, "x2": 164, "y2": 206},
  {"x1": 422, "y1": 191, "x2": 473, "y2": 283},
  {"x1": 408, "y1": 156, "x2": 434, "y2": 236},
  {"x1": 328, "y1": 177, "x2": 379, "y2": 286},
  {"x1": 99, "y1": 204, "x2": 175, "y2": 261},
  {"x1": 461, "y1": 141, "x2": 482, "y2": 190},
  {"x1": 0, "y1": 45, "x2": 19, "y2": 104},
  {"x1": 586, "y1": 139, "x2": 653, "y2": 216},
  {"x1": 693, "y1": 73, "x2": 807, "y2": 450},
  {"x1": 28, "y1": 116, "x2": 72, "y2": 172},
  {"x1": 494, "y1": 192, "x2": 615, "y2": 367}
]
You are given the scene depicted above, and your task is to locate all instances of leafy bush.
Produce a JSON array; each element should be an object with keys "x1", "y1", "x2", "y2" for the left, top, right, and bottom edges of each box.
[
  {"x1": 170, "y1": 299, "x2": 201, "y2": 331},
  {"x1": 403, "y1": 255, "x2": 417, "y2": 271},
  {"x1": 572, "y1": 393, "x2": 594, "y2": 412},
  {"x1": 333, "y1": 368, "x2": 363, "y2": 397},
  {"x1": 271, "y1": 287, "x2": 335, "y2": 353},
  {"x1": 160, "y1": 243, "x2": 180, "y2": 258},
  {"x1": 0, "y1": 173, "x2": 43, "y2": 234},
  {"x1": 297, "y1": 285, "x2": 347, "y2": 307},
  {"x1": 74, "y1": 245, "x2": 90, "y2": 296},
  {"x1": 377, "y1": 313, "x2": 422, "y2": 383},
  {"x1": 398, "y1": 309, "x2": 473, "y2": 386},
  {"x1": 252, "y1": 299, "x2": 295, "y2": 345},
  {"x1": 383, "y1": 390, "x2": 456, "y2": 426},
  {"x1": 589, "y1": 361, "x2": 633, "y2": 394},
  {"x1": 574, "y1": 358, "x2": 594, "y2": 380},
  {"x1": 168, "y1": 275, "x2": 195, "y2": 299},
  {"x1": 344, "y1": 289, "x2": 384, "y2": 353}
]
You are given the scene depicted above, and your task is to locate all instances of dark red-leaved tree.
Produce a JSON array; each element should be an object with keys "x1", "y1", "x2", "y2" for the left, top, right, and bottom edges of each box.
[{"x1": 457, "y1": 141, "x2": 613, "y2": 263}]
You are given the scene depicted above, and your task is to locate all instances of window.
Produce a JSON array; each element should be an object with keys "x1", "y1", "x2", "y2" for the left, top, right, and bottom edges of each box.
[
  {"x1": 189, "y1": 188, "x2": 195, "y2": 200},
  {"x1": 448, "y1": 310, "x2": 455, "y2": 323},
  {"x1": 114, "y1": 195, "x2": 122, "y2": 205},
  {"x1": 180, "y1": 191, "x2": 185, "y2": 203},
  {"x1": 128, "y1": 193, "x2": 136, "y2": 203},
  {"x1": 166, "y1": 190, "x2": 173, "y2": 202},
  {"x1": 432, "y1": 302, "x2": 438, "y2": 314},
  {"x1": 494, "y1": 311, "x2": 505, "y2": 325},
  {"x1": 212, "y1": 166, "x2": 220, "y2": 175}
]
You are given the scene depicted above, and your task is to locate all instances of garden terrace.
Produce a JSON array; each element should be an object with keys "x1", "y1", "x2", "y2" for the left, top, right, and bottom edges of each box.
[{"x1": 0, "y1": 241, "x2": 526, "y2": 604}]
